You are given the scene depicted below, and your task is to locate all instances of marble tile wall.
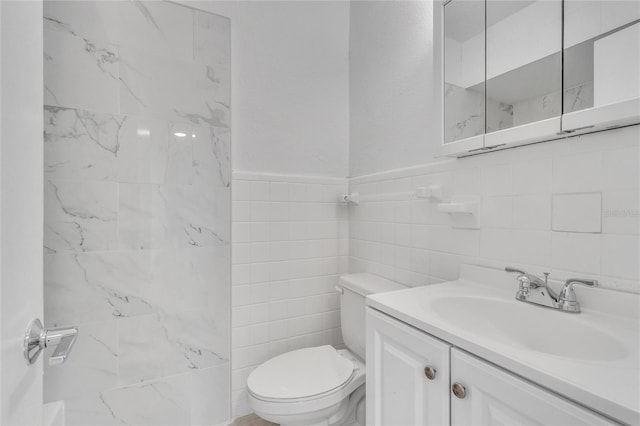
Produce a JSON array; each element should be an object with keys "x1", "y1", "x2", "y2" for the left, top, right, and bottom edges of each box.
[
  {"x1": 349, "y1": 125, "x2": 639, "y2": 294},
  {"x1": 42, "y1": 2, "x2": 231, "y2": 425},
  {"x1": 230, "y1": 173, "x2": 349, "y2": 418}
]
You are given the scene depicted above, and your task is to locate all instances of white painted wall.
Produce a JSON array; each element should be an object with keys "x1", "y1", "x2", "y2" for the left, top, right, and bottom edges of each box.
[
  {"x1": 349, "y1": 1, "x2": 438, "y2": 177},
  {"x1": 181, "y1": 1, "x2": 351, "y2": 178},
  {"x1": 0, "y1": 1, "x2": 44, "y2": 424}
]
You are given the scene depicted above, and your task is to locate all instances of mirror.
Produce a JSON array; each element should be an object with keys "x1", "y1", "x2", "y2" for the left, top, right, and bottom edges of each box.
[
  {"x1": 485, "y1": 0, "x2": 562, "y2": 133},
  {"x1": 564, "y1": 1, "x2": 640, "y2": 114},
  {"x1": 443, "y1": 0, "x2": 485, "y2": 144}
]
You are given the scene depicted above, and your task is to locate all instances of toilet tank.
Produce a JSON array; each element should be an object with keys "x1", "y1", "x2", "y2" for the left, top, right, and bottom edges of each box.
[{"x1": 338, "y1": 273, "x2": 406, "y2": 360}]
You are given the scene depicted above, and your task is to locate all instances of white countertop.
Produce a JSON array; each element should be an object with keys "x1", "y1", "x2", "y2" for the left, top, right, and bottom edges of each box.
[{"x1": 367, "y1": 264, "x2": 640, "y2": 425}]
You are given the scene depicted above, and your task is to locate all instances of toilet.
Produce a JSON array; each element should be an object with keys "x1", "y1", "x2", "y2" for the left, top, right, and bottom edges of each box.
[{"x1": 247, "y1": 273, "x2": 406, "y2": 426}]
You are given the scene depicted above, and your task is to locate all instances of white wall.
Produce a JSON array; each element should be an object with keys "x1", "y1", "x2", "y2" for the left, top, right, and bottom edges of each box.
[
  {"x1": 182, "y1": 1, "x2": 351, "y2": 178},
  {"x1": 349, "y1": 1, "x2": 438, "y2": 177},
  {"x1": 1, "y1": 1, "x2": 44, "y2": 424}
]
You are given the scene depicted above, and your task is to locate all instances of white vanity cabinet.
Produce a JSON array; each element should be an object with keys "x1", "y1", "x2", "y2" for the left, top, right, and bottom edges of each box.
[
  {"x1": 366, "y1": 308, "x2": 450, "y2": 426},
  {"x1": 451, "y1": 349, "x2": 616, "y2": 426},
  {"x1": 367, "y1": 307, "x2": 618, "y2": 426}
]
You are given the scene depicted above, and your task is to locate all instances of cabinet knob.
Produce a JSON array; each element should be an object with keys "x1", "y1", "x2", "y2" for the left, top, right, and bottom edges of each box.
[
  {"x1": 424, "y1": 366, "x2": 436, "y2": 380},
  {"x1": 452, "y1": 382, "x2": 466, "y2": 399}
]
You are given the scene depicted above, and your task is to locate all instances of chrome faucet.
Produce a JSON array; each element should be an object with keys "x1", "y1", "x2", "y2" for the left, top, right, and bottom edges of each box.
[{"x1": 505, "y1": 267, "x2": 598, "y2": 313}]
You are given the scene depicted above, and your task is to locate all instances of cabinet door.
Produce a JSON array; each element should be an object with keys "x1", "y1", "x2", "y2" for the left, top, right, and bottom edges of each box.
[
  {"x1": 366, "y1": 308, "x2": 450, "y2": 426},
  {"x1": 441, "y1": 0, "x2": 486, "y2": 155},
  {"x1": 562, "y1": 1, "x2": 640, "y2": 133},
  {"x1": 484, "y1": 0, "x2": 563, "y2": 148},
  {"x1": 451, "y1": 349, "x2": 617, "y2": 426}
]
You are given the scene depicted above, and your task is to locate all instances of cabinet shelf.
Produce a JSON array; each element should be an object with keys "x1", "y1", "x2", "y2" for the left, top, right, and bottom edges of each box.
[{"x1": 467, "y1": 51, "x2": 562, "y2": 106}]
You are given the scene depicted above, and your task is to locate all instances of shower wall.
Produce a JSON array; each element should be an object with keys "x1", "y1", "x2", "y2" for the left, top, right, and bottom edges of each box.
[{"x1": 42, "y1": 1, "x2": 231, "y2": 424}]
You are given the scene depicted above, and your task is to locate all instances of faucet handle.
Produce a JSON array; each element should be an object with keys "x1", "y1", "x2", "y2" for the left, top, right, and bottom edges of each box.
[
  {"x1": 559, "y1": 278, "x2": 598, "y2": 299},
  {"x1": 558, "y1": 278, "x2": 598, "y2": 313},
  {"x1": 506, "y1": 267, "x2": 532, "y2": 298}
]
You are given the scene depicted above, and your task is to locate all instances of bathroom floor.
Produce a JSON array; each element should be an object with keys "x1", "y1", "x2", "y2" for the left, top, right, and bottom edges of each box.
[
  {"x1": 228, "y1": 414, "x2": 360, "y2": 426},
  {"x1": 229, "y1": 414, "x2": 278, "y2": 426}
]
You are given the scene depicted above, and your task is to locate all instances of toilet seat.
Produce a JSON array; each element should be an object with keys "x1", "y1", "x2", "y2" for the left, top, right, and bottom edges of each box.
[
  {"x1": 247, "y1": 347, "x2": 366, "y2": 425},
  {"x1": 247, "y1": 345, "x2": 355, "y2": 401}
]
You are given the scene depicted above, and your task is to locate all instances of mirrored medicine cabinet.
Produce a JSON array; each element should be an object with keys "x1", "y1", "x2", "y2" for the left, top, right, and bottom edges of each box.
[{"x1": 441, "y1": 0, "x2": 640, "y2": 157}]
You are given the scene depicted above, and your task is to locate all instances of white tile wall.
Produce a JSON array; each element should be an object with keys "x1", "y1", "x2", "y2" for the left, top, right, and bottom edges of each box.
[
  {"x1": 231, "y1": 172, "x2": 348, "y2": 417},
  {"x1": 349, "y1": 125, "x2": 640, "y2": 294},
  {"x1": 552, "y1": 193, "x2": 602, "y2": 233}
]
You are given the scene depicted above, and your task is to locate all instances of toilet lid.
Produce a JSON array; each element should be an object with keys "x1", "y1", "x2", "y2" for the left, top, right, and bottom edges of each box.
[{"x1": 247, "y1": 345, "x2": 354, "y2": 400}]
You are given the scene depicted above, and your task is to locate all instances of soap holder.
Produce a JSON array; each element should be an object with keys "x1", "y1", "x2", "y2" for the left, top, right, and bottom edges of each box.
[
  {"x1": 437, "y1": 200, "x2": 478, "y2": 215},
  {"x1": 437, "y1": 196, "x2": 481, "y2": 229}
]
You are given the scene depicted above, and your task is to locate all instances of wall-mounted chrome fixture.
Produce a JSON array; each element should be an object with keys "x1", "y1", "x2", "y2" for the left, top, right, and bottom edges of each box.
[
  {"x1": 24, "y1": 318, "x2": 78, "y2": 366},
  {"x1": 341, "y1": 192, "x2": 360, "y2": 205},
  {"x1": 415, "y1": 184, "x2": 444, "y2": 200}
]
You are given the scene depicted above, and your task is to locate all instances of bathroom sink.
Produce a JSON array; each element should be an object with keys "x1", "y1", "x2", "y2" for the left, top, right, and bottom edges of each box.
[
  {"x1": 367, "y1": 264, "x2": 640, "y2": 425},
  {"x1": 429, "y1": 295, "x2": 628, "y2": 361}
]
